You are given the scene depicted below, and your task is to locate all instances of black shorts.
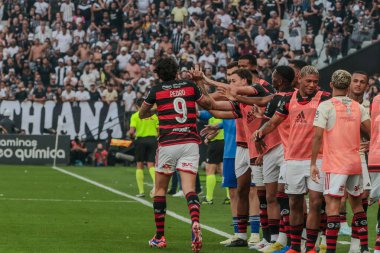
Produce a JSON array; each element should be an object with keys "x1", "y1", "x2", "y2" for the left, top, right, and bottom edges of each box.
[
  {"x1": 206, "y1": 140, "x2": 224, "y2": 164},
  {"x1": 135, "y1": 137, "x2": 158, "y2": 163}
]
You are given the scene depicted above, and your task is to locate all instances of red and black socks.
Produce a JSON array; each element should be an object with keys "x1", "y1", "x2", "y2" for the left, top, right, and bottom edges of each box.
[
  {"x1": 258, "y1": 190, "x2": 270, "y2": 242},
  {"x1": 352, "y1": 212, "x2": 369, "y2": 252},
  {"x1": 290, "y1": 224, "x2": 303, "y2": 252},
  {"x1": 277, "y1": 192, "x2": 291, "y2": 246},
  {"x1": 326, "y1": 215, "x2": 340, "y2": 253},
  {"x1": 237, "y1": 215, "x2": 248, "y2": 240},
  {"x1": 153, "y1": 196, "x2": 167, "y2": 239},
  {"x1": 186, "y1": 192, "x2": 200, "y2": 224},
  {"x1": 305, "y1": 228, "x2": 319, "y2": 251}
]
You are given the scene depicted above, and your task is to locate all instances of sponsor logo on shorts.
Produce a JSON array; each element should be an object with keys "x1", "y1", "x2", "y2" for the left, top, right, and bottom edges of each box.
[
  {"x1": 162, "y1": 163, "x2": 172, "y2": 172},
  {"x1": 339, "y1": 185, "x2": 345, "y2": 193},
  {"x1": 182, "y1": 162, "x2": 193, "y2": 169}
]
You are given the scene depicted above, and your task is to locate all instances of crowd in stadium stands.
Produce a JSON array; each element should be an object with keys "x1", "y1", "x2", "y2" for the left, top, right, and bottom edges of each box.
[{"x1": 0, "y1": 0, "x2": 378, "y2": 111}]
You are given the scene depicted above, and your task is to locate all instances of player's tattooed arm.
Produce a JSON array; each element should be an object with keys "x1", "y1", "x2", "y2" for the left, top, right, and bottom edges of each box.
[
  {"x1": 203, "y1": 74, "x2": 228, "y2": 89},
  {"x1": 218, "y1": 85, "x2": 274, "y2": 106},
  {"x1": 138, "y1": 103, "x2": 157, "y2": 119}
]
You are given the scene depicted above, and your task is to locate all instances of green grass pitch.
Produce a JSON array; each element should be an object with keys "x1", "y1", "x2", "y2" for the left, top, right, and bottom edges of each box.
[{"x1": 0, "y1": 165, "x2": 377, "y2": 252}]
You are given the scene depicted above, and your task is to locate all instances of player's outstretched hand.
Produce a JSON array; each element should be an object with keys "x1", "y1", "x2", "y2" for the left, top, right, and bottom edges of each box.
[
  {"x1": 252, "y1": 105, "x2": 263, "y2": 119},
  {"x1": 190, "y1": 65, "x2": 204, "y2": 82},
  {"x1": 217, "y1": 86, "x2": 236, "y2": 101},
  {"x1": 200, "y1": 124, "x2": 219, "y2": 137},
  {"x1": 310, "y1": 164, "x2": 320, "y2": 183}
]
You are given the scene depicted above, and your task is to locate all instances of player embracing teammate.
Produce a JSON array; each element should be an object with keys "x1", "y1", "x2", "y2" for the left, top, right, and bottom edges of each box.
[{"x1": 141, "y1": 55, "x2": 380, "y2": 253}]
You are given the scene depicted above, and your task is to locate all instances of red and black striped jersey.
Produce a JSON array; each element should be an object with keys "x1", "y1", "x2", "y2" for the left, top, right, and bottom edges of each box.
[
  {"x1": 275, "y1": 90, "x2": 331, "y2": 117},
  {"x1": 144, "y1": 80, "x2": 203, "y2": 146}
]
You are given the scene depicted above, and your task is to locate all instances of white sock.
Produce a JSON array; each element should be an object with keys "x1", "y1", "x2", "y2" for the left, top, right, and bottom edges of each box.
[
  {"x1": 341, "y1": 221, "x2": 349, "y2": 227},
  {"x1": 374, "y1": 250, "x2": 380, "y2": 253},
  {"x1": 237, "y1": 233, "x2": 247, "y2": 240},
  {"x1": 349, "y1": 238, "x2": 360, "y2": 250},
  {"x1": 320, "y1": 234, "x2": 326, "y2": 245},
  {"x1": 302, "y1": 228, "x2": 307, "y2": 239},
  {"x1": 320, "y1": 235, "x2": 326, "y2": 245},
  {"x1": 271, "y1": 234, "x2": 279, "y2": 243},
  {"x1": 276, "y1": 232, "x2": 287, "y2": 246}
]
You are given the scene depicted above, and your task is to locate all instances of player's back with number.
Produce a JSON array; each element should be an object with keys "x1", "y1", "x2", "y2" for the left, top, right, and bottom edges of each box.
[{"x1": 144, "y1": 79, "x2": 203, "y2": 146}]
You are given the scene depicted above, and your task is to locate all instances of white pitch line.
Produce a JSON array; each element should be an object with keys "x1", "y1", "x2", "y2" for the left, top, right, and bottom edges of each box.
[
  {"x1": 51, "y1": 166, "x2": 352, "y2": 245},
  {"x1": 0, "y1": 197, "x2": 137, "y2": 203},
  {"x1": 52, "y1": 166, "x2": 231, "y2": 238}
]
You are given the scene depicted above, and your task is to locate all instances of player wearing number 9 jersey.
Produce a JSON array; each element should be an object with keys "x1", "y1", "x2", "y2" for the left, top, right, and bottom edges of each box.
[{"x1": 139, "y1": 57, "x2": 215, "y2": 253}]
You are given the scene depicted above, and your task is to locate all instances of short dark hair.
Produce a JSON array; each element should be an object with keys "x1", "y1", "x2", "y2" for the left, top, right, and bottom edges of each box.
[
  {"x1": 275, "y1": 66, "x2": 295, "y2": 84},
  {"x1": 232, "y1": 69, "x2": 253, "y2": 84},
  {"x1": 238, "y1": 54, "x2": 257, "y2": 66},
  {"x1": 227, "y1": 61, "x2": 238, "y2": 69},
  {"x1": 352, "y1": 70, "x2": 369, "y2": 80},
  {"x1": 154, "y1": 57, "x2": 178, "y2": 81},
  {"x1": 136, "y1": 98, "x2": 144, "y2": 107},
  {"x1": 289, "y1": 59, "x2": 308, "y2": 70}
]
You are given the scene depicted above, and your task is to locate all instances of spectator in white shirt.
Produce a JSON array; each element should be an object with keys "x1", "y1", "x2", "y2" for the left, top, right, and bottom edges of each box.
[
  {"x1": 64, "y1": 71, "x2": 78, "y2": 88},
  {"x1": 60, "y1": 0, "x2": 75, "y2": 23},
  {"x1": 116, "y1": 47, "x2": 131, "y2": 71},
  {"x1": 80, "y1": 64, "x2": 97, "y2": 90},
  {"x1": 123, "y1": 85, "x2": 137, "y2": 113},
  {"x1": 55, "y1": 26, "x2": 72, "y2": 53},
  {"x1": 5, "y1": 39, "x2": 19, "y2": 58},
  {"x1": 61, "y1": 84, "x2": 76, "y2": 102},
  {"x1": 215, "y1": 9, "x2": 232, "y2": 29},
  {"x1": 75, "y1": 84, "x2": 90, "y2": 102},
  {"x1": 35, "y1": 22, "x2": 51, "y2": 42},
  {"x1": 34, "y1": 0, "x2": 49, "y2": 20},
  {"x1": 254, "y1": 27, "x2": 272, "y2": 53},
  {"x1": 73, "y1": 24, "x2": 86, "y2": 43},
  {"x1": 188, "y1": 0, "x2": 202, "y2": 16},
  {"x1": 198, "y1": 49, "x2": 215, "y2": 70}
]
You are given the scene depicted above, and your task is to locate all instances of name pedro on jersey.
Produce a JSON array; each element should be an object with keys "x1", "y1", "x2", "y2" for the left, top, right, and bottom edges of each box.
[{"x1": 170, "y1": 90, "x2": 186, "y2": 97}]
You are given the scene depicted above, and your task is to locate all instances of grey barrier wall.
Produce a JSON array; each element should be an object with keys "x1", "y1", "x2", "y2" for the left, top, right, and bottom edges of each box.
[
  {"x1": 319, "y1": 41, "x2": 380, "y2": 91},
  {"x1": 0, "y1": 134, "x2": 70, "y2": 165}
]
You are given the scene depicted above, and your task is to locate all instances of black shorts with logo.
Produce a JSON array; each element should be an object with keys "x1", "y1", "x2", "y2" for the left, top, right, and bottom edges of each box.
[
  {"x1": 135, "y1": 136, "x2": 158, "y2": 163},
  {"x1": 206, "y1": 140, "x2": 224, "y2": 164}
]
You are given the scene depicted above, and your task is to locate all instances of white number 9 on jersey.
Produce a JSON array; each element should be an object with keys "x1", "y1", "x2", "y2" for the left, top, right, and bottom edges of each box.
[{"x1": 173, "y1": 97, "x2": 188, "y2": 123}]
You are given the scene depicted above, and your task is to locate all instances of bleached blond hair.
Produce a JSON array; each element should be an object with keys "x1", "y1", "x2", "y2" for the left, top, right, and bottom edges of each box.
[
  {"x1": 331, "y1": 69, "x2": 351, "y2": 89},
  {"x1": 300, "y1": 65, "x2": 319, "y2": 78}
]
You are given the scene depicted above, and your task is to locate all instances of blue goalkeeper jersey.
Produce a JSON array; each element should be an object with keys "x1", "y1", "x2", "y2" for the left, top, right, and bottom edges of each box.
[{"x1": 199, "y1": 111, "x2": 236, "y2": 159}]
